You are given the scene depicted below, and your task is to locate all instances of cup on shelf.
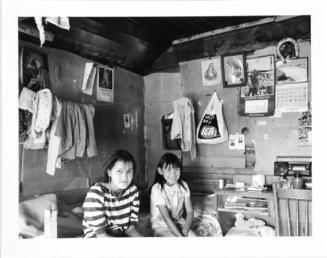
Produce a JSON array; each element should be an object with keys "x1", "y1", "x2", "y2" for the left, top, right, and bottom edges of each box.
[{"x1": 218, "y1": 179, "x2": 226, "y2": 189}]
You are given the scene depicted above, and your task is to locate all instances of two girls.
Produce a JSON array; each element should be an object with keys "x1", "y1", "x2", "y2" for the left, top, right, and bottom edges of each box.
[{"x1": 82, "y1": 150, "x2": 194, "y2": 237}]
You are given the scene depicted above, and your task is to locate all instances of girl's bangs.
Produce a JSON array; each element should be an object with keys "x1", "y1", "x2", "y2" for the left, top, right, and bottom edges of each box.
[{"x1": 164, "y1": 160, "x2": 181, "y2": 169}]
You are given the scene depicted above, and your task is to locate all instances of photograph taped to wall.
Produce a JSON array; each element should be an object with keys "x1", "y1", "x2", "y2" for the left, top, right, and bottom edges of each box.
[
  {"x1": 229, "y1": 134, "x2": 245, "y2": 150},
  {"x1": 222, "y1": 52, "x2": 247, "y2": 87},
  {"x1": 201, "y1": 57, "x2": 222, "y2": 86},
  {"x1": 97, "y1": 66, "x2": 114, "y2": 102},
  {"x1": 276, "y1": 57, "x2": 308, "y2": 85}
]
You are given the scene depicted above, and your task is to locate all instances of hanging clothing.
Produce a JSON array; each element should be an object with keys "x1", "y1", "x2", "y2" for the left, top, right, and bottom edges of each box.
[
  {"x1": 19, "y1": 109, "x2": 33, "y2": 143},
  {"x1": 170, "y1": 97, "x2": 196, "y2": 160},
  {"x1": 45, "y1": 17, "x2": 70, "y2": 30},
  {"x1": 46, "y1": 96, "x2": 62, "y2": 175},
  {"x1": 19, "y1": 87, "x2": 34, "y2": 144},
  {"x1": 21, "y1": 88, "x2": 52, "y2": 149},
  {"x1": 54, "y1": 101, "x2": 97, "y2": 160},
  {"x1": 81, "y1": 104, "x2": 97, "y2": 157}
]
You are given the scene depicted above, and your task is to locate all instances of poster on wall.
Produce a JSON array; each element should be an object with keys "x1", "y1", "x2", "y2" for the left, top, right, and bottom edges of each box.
[
  {"x1": 20, "y1": 47, "x2": 50, "y2": 91},
  {"x1": 201, "y1": 57, "x2": 222, "y2": 86},
  {"x1": 96, "y1": 65, "x2": 114, "y2": 103},
  {"x1": 276, "y1": 57, "x2": 308, "y2": 85},
  {"x1": 238, "y1": 55, "x2": 275, "y2": 117},
  {"x1": 82, "y1": 62, "x2": 97, "y2": 95}
]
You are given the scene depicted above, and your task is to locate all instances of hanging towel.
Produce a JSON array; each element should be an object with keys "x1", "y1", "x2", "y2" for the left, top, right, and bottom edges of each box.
[
  {"x1": 81, "y1": 104, "x2": 97, "y2": 157},
  {"x1": 171, "y1": 97, "x2": 196, "y2": 160},
  {"x1": 34, "y1": 89, "x2": 52, "y2": 133},
  {"x1": 45, "y1": 17, "x2": 70, "y2": 30},
  {"x1": 19, "y1": 87, "x2": 36, "y2": 113},
  {"x1": 46, "y1": 96, "x2": 62, "y2": 175}
]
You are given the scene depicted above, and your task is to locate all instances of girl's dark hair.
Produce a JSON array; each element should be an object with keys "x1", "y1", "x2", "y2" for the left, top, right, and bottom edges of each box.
[
  {"x1": 153, "y1": 153, "x2": 185, "y2": 189},
  {"x1": 103, "y1": 149, "x2": 136, "y2": 183}
]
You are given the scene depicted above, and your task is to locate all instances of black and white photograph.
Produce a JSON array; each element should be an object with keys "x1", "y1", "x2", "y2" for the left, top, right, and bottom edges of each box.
[
  {"x1": 276, "y1": 57, "x2": 308, "y2": 85},
  {"x1": 97, "y1": 65, "x2": 114, "y2": 102},
  {"x1": 1, "y1": 1, "x2": 327, "y2": 258},
  {"x1": 241, "y1": 55, "x2": 275, "y2": 97}
]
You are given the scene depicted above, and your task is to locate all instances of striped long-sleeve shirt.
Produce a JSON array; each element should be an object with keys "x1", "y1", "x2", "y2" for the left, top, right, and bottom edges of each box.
[{"x1": 82, "y1": 183, "x2": 139, "y2": 237}]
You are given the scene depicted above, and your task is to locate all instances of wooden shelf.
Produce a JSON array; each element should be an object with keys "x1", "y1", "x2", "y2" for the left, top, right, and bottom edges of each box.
[
  {"x1": 215, "y1": 189, "x2": 274, "y2": 199},
  {"x1": 217, "y1": 208, "x2": 269, "y2": 216}
]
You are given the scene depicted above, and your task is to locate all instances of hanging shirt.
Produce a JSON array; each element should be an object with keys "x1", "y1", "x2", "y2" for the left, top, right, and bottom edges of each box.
[
  {"x1": 46, "y1": 96, "x2": 62, "y2": 175},
  {"x1": 171, "y1": 97, "x2": 196, "y2": 160},
  {"x1": 54, "y1": 101, "x2": 97, "y2": 160}
]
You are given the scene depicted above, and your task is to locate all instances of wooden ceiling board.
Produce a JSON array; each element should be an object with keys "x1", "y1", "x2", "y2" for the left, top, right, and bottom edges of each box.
[{"x1": 19, "y1": 16, "x2": 301, "y2": 75}]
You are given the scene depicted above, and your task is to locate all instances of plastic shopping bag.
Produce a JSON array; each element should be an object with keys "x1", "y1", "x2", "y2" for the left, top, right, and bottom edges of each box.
[{"x1": 196, "y1": 92, "x2": 228, "y2": 144}]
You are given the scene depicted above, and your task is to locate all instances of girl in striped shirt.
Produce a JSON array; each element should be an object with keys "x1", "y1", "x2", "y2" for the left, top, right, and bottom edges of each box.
[{"x1": 82, "y1": 150, "x2": 141, "y2": 237}]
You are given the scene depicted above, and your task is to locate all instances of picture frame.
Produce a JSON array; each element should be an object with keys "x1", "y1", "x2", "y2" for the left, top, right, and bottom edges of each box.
[
  {"x1": 96, "y1": 65, "x2": 114, "y2": 103},
  {"x1": 20, "y1": 47, "x2": 50, "y2": 91},
  {"x1": 201, "y1": 57, "x2": 222, "y2": 86},
  {"x1": 222, "y1": 52, "x2": 247, "y2": 88}
]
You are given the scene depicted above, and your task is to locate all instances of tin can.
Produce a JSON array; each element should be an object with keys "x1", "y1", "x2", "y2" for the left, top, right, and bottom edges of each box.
[{"x1": 218, "y1": 179, "x2": 226, "y2": 189}]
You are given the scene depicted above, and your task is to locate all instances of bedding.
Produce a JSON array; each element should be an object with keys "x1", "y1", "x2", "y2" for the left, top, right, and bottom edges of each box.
[{"x1": 19, "y1": 191, "x2": 227, "y2": 238}]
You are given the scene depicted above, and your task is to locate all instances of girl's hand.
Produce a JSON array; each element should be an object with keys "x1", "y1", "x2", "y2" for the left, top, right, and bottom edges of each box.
[
  {"x1": 125, "y1": 224, "x2": 142, "y2": 237},
  {"x1": 157, "y1": 205, "x2": 184, "y2": 237}
]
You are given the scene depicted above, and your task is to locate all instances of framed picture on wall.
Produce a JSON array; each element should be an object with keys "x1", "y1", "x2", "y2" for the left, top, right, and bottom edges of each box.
[
  {"x1": 20, "y1": 47, "x2": 50, "y2": 91},
  {"x1": 96, "y1": 65, "x2": 114, "y2": 103},
  {"x1": 222, "y1": 52, "x2": 247, "y2": 88},
  {"x1": 201, "y1": 57, "x2": 222, "y2": 86}
]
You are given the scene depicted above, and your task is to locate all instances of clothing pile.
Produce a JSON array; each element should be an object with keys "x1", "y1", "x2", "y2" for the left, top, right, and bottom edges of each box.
[
  {"x1": 225, "y1": 213, "x2": 275, "y2": 237},
  {"x1": 19, "y1": 87, "x2": 98, "y2": 176}
]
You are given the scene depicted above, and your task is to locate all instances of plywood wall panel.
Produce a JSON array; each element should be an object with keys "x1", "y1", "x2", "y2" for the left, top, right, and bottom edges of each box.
[
  {"x1": 146, "y1": 37, "x2": 311, "y2": 180},
  {"x1": 144, "y1": 73, "x2": 182, "y2": 185}
]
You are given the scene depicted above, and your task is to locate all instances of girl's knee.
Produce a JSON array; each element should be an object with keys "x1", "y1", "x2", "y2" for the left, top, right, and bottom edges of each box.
[{"x1": 153, "y1": 228, "x2": 175, "y2": 237}]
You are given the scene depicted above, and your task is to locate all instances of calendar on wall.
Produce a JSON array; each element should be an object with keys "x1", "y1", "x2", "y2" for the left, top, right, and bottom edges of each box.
[{"x1": 275, "y1": 82, "x2": 308, "y2": 113}]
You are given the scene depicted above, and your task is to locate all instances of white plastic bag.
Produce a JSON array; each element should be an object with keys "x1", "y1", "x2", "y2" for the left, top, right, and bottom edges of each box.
[{"x1": 196, "y1": 92, "x2": 228, "y2": 144}]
